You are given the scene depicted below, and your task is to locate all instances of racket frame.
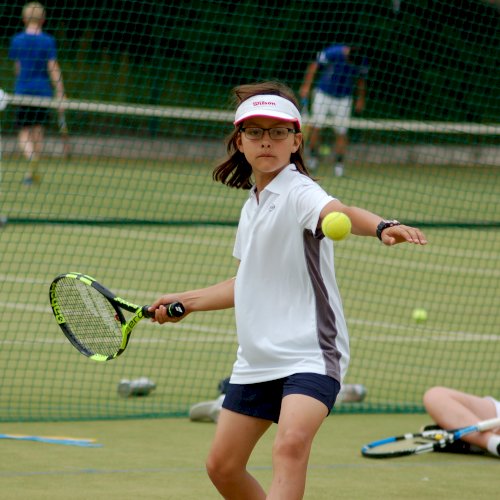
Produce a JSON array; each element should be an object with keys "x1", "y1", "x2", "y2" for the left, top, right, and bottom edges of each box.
[{"x1": 50, "y1": 272, "x2": 182, "y2": 361}]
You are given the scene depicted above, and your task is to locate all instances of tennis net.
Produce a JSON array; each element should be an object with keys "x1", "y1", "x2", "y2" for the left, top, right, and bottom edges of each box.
[{"x1": 1, "y1": 92, "x2": 498, "y2": 422}]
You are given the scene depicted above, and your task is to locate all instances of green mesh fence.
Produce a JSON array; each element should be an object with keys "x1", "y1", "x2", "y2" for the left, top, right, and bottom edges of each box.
[{"x1": 0, "y1": 1, "x2": 498, "y2": 422}]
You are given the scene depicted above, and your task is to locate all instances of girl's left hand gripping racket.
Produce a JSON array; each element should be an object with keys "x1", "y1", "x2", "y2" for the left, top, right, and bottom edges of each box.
[{"x1": 49, "y1": 272, "x2": 185, "y2": 361}]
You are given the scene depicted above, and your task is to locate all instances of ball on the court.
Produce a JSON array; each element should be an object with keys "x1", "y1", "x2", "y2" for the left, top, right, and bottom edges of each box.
[
  {"x1": 322, "y1": 212, "x2": 351, "y2": 241},
  {"x1": 412, "y1": 308, "x2": 428, "y2": 323},
  {"x1": 319, "y1": 145, "x2": 331, "y2": 156}
]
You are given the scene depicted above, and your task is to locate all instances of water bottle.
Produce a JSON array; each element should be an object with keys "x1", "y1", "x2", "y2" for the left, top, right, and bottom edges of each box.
[{"x1": 117, "y1": 377, "x2": 156, "y2": 397}]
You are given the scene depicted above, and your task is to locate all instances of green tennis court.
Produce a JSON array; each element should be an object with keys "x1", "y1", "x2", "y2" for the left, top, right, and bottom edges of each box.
[{"x1": 1, "y1": 414, "x2": 499, "y2": 500}]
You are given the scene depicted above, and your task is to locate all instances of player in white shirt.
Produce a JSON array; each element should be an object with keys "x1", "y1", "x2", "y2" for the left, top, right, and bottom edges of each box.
[{"x1": 149, "y1": 81, "x2": 427, "y2": 500}]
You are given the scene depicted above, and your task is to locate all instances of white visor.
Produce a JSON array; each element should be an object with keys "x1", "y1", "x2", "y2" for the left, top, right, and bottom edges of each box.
[{"x1": 234, "y1": 95, "x2": 302, "y2": 129}]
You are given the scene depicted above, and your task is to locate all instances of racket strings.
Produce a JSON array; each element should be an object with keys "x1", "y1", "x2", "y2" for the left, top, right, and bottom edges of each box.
[
  {"x1": 379, "y1": 436, "x2": 440, "y2": 453},
  {"x1": 55, "y1": 278, "x2": 123, "y2": 356},
  {"x1": 363, "y1": 431, "x2": 451, "y2": 457}
]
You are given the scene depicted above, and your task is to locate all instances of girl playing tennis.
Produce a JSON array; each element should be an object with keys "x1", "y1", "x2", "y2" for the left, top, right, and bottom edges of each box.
[{"x1": 150, "y1": 80, "x2": 427, "y2": 499}]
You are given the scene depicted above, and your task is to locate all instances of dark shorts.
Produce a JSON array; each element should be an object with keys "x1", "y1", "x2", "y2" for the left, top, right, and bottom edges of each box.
[
  {"x1": 15, "y1": 106, "x2": 50, "y2": 127},
  {"x1": 222, "y1": 373, "x2": 341, "y2": 423}
]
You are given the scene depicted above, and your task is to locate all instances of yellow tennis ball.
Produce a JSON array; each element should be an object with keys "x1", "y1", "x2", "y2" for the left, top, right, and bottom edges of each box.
[
  {"x1": 322, "y1": 212, "x2": 352, "y2": 241},
  {"x1": 412, "y1": 308, "x2": 428, "y2": 323},
  {"x1": 319, "y1": 145, "x2": 331, "y2": 156}
]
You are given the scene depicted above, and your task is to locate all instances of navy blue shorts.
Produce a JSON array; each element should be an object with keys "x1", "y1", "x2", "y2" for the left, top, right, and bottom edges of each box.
[
  {"x1": 222, "y1": 373, "x2": 340, "y2": 423},
  {"x1": 16, "y1": 106, "x2": 50, "y2": 127}
]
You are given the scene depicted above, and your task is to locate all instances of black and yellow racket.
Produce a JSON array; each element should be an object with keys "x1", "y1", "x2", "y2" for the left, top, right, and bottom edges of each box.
[{"x1": 49, "y1": 272, "x2": 184, "y2": 361}]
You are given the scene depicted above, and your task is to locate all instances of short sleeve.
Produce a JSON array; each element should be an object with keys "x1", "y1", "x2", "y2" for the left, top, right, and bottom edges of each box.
[
  {"x1": 293, "y1": 181, "x2": 334, "y2": 233},
  {"x1": 8, "y1": 37, "x2": 19, "y2": 60},
  {"x1": 46, "y1": 35, "x2": 57, "y2": 60}
]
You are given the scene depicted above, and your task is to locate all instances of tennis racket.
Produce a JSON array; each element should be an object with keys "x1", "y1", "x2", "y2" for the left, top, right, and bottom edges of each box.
[
  {"x1": 58, "y1": 110, "x2": 72, "y2": 158},
  {"x1": 49, "y1": 272, "x2": 185, "y2": 361},
  {"x1": 361, "y1": 417, "x2": 500, "y2": 458}
]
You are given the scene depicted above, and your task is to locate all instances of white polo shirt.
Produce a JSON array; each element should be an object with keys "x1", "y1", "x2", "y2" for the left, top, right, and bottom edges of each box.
[{"x1": 231, "y1": 164, "x2": 350, "y2": 384}]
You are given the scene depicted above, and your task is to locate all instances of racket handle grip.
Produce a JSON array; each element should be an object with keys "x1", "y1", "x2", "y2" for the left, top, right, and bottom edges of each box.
[{"x1": 142, "y1": 302, "x2": 185, "y2": 319}]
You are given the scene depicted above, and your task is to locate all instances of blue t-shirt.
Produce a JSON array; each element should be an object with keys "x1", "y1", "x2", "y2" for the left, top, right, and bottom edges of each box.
[
  {"x1": 8, "y1": 32, "x2": 57, "y2": 97},
  {"x1": 315, "y1": 45, "x2": 369, "y2": 98}
]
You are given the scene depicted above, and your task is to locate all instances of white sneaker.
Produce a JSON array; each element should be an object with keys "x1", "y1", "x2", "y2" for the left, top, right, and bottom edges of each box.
[
  {"x1": 189, "y1": 394, "x2": 225, "y2": 423},
  {"x1": 337, "y1": 384, "x2": 367, "y2": 403},
  {"x1": 308, "y1": 156, "x2": 319, "y2": 171},
  {"x1": 334, "y1": 163, "x2": 344, "y2": 177}
]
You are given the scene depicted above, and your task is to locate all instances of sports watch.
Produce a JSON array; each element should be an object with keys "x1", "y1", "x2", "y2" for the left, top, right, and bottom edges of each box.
[{"x1": 376, "y1": 220, "x2": 401, "y2": 241}]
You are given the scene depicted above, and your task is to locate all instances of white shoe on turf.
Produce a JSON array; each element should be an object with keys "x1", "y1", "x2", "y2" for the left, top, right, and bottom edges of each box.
[
  {"x1": 334, "y1": 163, "x2": 344, "y2": 177},
  {"x1": 189, "y1": 394, "x2": 225, "y2": 423},
  {"x1": 308, "y1": 156, "x2": 319, "y2": 171}
]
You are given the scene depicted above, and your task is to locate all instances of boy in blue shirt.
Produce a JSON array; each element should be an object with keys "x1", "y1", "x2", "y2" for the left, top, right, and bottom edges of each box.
[
  {"x1": 9, "y1": 2, "x2": 65, "y2": 185},
  {"x1": 300, "y1": 45, "x2": 368, "y2": 176}
]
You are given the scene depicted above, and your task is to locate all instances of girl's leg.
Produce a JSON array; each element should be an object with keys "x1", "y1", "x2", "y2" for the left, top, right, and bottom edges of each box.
[
  {"x1": 268, "y1": 394, "x2": 328, "y2": 500},
  {"x1": 206, "y1": 408, "x2": 272, "y2": 499}
]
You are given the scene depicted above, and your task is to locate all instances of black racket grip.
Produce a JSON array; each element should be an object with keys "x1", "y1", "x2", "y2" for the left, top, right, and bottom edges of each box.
[{"x1": 142, "y1": 302, "x2": 185, "y2": 319}]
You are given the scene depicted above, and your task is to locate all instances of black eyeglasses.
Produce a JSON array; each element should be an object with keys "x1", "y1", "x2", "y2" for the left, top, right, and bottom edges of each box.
[{"x1": 240, "y1": 127, "x2": 297, "y2": 141}]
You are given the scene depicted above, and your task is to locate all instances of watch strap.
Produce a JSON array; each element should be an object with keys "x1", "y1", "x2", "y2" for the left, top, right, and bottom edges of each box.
[{"x1": 376, "y1": 220, "x2": 401, "y2": 240}]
